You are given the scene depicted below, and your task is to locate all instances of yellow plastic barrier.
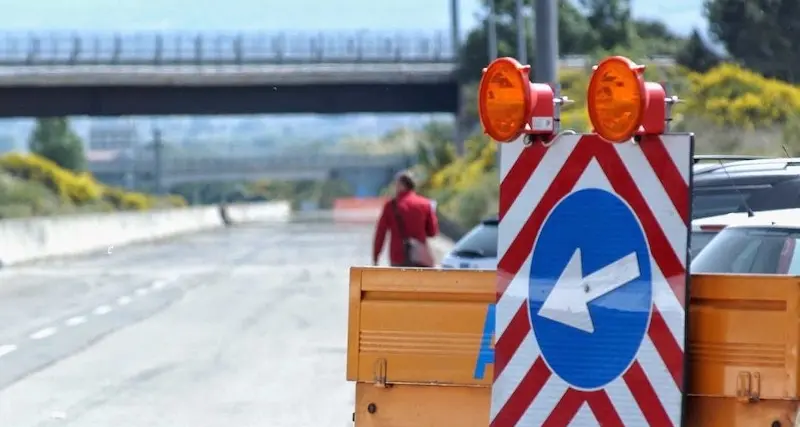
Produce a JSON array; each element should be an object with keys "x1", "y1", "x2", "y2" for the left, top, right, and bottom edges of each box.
[
  {"x1": 347, "y1": 268, "x2": 800, "y2": 427},
  {"x1": 346, "y1": 267, "x2": 494, "y2": 426}
]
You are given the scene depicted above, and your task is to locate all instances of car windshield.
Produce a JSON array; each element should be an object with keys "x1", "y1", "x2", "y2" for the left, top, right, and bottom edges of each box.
[
  {"x1": 690, "y1": 231, "x2": 720, "y2": 259},
  {"x1": 691, "y1": 227, "x2": 800, "y2": 275},
  {"x1": 451, "y1": 222, "x2": 498, "y2": 259}
]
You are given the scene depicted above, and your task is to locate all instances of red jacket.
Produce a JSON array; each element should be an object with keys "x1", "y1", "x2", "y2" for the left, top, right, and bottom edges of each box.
[{"x1": 373, "y1": 191, "x2": 439, "y2": 266}]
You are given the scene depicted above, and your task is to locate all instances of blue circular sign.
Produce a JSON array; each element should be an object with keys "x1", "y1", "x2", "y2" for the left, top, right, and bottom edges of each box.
[{"x1": 528, "y1": 188, "x2": 652, "y2": 390}]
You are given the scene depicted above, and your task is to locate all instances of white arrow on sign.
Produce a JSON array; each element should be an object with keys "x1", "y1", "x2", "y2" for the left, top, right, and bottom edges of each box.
[{"x1": 537, "y1": 248, "x2": 641, "y2": 333}]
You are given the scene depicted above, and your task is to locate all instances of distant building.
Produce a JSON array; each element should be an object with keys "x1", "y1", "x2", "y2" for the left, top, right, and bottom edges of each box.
[
  {"x1": 87, "y1": 119, "x2": 142, "y2": 190},
  {"x1": 88, "y1": 119, "x2": 140, "y2": 151}
]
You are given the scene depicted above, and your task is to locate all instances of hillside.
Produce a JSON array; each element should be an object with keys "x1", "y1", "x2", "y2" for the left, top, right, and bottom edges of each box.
[{"x1": 0, "y1": 153, "x2": 186, "y2": 219}]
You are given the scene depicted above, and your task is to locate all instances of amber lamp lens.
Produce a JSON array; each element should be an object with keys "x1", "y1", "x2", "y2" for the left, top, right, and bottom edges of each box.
[
  {"x1": 587, "y1": 56, "x2": 646, "y2": 143},
  {"x1": 478, "y1": 58, "x2": 530, "y2": 142}
]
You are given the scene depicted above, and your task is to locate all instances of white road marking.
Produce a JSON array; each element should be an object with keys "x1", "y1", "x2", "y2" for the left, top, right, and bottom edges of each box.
[
  {"x1": 135, "y1": 287, "x2": 149, "y2": 296},
  {"x1": 117, "y1": 296, "x2": 132, "y2": 306},
  {"x1": 65, "y1": 316, "x2": 87, "y2": 326},
  {"x1": 93, "y1": 305, "x2": 112, "y2": 315},
  {"x1": 0, "y1": 344, "x2": 17, "y2": 358},
  {"x1": 30, "y1": 327, "x2": 57, "y2": 340}
]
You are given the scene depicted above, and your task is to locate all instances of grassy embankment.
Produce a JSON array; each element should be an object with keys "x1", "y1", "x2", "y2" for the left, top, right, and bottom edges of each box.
[{"x1": 0, "y1": 152, "x2": 187, "y2": 219}]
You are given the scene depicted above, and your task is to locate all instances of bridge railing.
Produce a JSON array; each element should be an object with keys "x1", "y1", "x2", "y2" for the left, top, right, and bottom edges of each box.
[
  {"x1": 89, "y1": 153, "x2": 412, "y2": 174},
  {"x1": 0, "y1": 31, "x2": 456, "y2": 66}
]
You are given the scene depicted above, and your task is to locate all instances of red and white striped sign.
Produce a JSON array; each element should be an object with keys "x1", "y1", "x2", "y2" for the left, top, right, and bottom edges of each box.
[{"x1": 491, "y1": 133, "x2": 691, "y2": 426}]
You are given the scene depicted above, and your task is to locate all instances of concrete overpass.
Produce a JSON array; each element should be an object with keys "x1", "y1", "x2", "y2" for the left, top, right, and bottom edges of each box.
[
  {"x1": 0, "y1": 32, "x2": 676, "y2": 117},
  {"x1": 0, "y1": 31, "x2": 460, "y2": 117},
  {"x1": 89, "y1": 152, "x2": 413, "y2": 196}
]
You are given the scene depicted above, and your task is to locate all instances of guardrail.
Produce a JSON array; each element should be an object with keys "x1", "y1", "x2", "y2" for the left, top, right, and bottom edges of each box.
[
  {"x1": 89, "y1": 153, "x2": 413, "y2": 173},
  {"x1": 0, "y1": 31, "x2": 456, "y2": 66}
]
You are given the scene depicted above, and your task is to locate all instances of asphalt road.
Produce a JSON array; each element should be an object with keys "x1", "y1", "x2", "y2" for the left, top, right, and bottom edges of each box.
[{"x1": 0, "y1": 216, "x2": 380, "y2": 427}]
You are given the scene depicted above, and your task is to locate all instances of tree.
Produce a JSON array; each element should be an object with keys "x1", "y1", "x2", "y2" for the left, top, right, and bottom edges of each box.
[
  {"x1": 676, "y1": 29, "x2": 721, "y2": 73},
  {"x1": 705, "y1": 0, "x2": 800, "y2": 82},
  {"x1": 28, "y1": 117, "x2": 86, "y2": 172},
  {"x1": 580, "y1": 0, "x2": 634, "y2": 51},
  {"x1": 459, "y1": 0, "x2": 598, "y2": 82},
  {"x1": 458, "y1": 0, "x2": 685, "y2": 83}
]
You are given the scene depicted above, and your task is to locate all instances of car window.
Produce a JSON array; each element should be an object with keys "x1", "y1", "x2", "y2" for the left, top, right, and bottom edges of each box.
[
  {"x1": 690, "y1": 231, "x2": 719, "y2": 259},
  {"x1": 451, "y1": 223, "x2": 498, "y2": 259},
  {"x1": 788, "y1": 243, "x2": 800, "y2": 275},
  {"x1": 692, "y1": 191, "x2": 754, "y2": 219},
  {"x1": 691, "y1": 227, "x2": 800, "y2": 275}
]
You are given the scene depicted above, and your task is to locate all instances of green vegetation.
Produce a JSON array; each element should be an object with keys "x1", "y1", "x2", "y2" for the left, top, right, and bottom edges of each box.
[
  {"x1": 28, "y1": 118, "x2": 87, "y2": 172},
  {"x1": 0, "y1": 117, "x2": 187, "y2": 219},
  {"x1": 0, "y1": 152, "x2": 186, "y2": 219},
  {"x1": 396, "y1": 0, "x2": 800, "y2": 231}
]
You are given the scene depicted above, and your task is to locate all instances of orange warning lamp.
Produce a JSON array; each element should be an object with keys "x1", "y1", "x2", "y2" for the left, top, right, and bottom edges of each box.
[
  {"x1": 478, "y1": 57, "x2": 557, "y2": 143},
  {"x1": 587, "y1": 56, "x2": 667, "y2": 143}
]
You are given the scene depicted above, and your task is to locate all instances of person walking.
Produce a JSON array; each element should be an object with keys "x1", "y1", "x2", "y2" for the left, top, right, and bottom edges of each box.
[{"x1": 372, "y1": 171, "x2": 439, "y2": 267}]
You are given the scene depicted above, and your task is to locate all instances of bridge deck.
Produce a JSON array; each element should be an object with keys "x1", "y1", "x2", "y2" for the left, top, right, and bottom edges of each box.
[{"x1": 0, "y1": 63, "x2": 458, "y2": 86}]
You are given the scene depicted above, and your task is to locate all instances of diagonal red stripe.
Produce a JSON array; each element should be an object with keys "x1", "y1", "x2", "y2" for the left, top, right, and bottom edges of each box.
[
  {"x1": 491, "y1": 357, "x2": 552, "y2": 427},
  {"x1": 639, "y1": 135, "x2": 690, "y2": 224},
  {"x1": 496, "y1": 270, "x2": 515, "y2": 304},
  {"x1": 494, "y1": 304, "x2": 530, "y2": 378},
  {"x1": 592, "y1": 141, "x2": 687, "y2": 307},
  {"x1": 499, "y1": 143, "x2": 548, "y2": 220},
  {"x1": 648, "y1": 306, "x2": 685, "y2": 390},
  {"x1": 584, "y1": 390, "x2": 625, "y2": 426},
  {"x1": 541, "y1": 388, "x2": 585, "y2": 427},
  {"x1": 497, "y1": 138, "x2": 595, "y2": 297},
  {"x1": 623, "y1": 361, "x2": 676, "y2": 427}
]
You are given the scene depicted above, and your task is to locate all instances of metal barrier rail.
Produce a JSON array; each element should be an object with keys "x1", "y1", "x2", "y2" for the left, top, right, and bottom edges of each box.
[
  {"x1": 90, "y1": 153, "x2": 412, "y2": 172},
  {"x1": 0, "y1": 31, "x2": 456, "y2": 66},
  {"x1": 163, "y1": 154, "x2": 408, "y2": 172}
]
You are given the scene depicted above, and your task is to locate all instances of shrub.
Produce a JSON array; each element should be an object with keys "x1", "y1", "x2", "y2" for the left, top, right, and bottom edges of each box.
[
  {"x1": 0, "y1": 153, "x2": 189, "y2": 217},
  {"x1": 102, "y1": 187, "x2": 154, "y2": 211},
  {"x1": 0, "y1": 153, "x2": 103, "y2": 205}
]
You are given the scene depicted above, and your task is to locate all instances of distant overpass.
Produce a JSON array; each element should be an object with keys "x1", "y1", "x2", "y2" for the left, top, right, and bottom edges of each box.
[
  {"x1": 0, "y1": 31, "x2": 459, "y2": 117},
  {"x1": 0, "y1": 32, "x2": 675, "y2": 117},
  {"x1": 89, "y1": 152, "x2": 413, "y2": 197}
]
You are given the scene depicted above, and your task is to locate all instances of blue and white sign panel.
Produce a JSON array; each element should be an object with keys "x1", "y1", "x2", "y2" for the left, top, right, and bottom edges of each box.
[{"x1": 491, "y1": 134, "x2": 692, "y2": 427}]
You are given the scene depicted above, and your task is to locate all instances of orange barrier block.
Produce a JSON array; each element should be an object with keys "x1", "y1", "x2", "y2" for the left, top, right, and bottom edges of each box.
[{"x1": 333, "y1": 198, "x2": 388, "y2": 223}]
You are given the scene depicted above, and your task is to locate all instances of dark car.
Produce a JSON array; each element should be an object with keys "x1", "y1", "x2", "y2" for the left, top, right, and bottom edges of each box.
[{"x1": 692, "y1": 155, "x2": 800, "y2": 220}]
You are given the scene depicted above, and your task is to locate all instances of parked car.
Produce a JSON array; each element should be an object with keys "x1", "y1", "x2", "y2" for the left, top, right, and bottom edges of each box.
[
  {"x1": 690, "y1": 208, "x2": 800, "y2": 259},
  {"x1": 692, "y1": 155, "x2": 800, "y2": 219},
  {"x1": 691, "y1": 212, "x2": 800, "y2": 275},
  {"x1": 441, "y1": 156, "x2": 800, "y2": 270},
  {"x1": 440, "y1": 216, "x2": 498, "y2": 270}
]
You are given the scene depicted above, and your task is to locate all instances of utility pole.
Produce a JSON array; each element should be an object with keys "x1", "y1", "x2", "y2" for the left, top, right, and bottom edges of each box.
[
  {"x1": 487, "y1": 0, "x2": 498, "y2": 60},
  {"x1": 152, "y1": 127, "x2": 163, "y2": 195},
  {"x1": 534, "y1": 0, "x2": 558, "y2": 85},
  {"x1": 450, "y1": 0, "x2": 460, "y2": 58},
  {"x1": 515, "y1": 0, "x2": 527, "y2": 63}
]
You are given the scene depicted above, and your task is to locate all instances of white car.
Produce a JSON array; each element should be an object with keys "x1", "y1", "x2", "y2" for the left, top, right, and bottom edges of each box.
[
  {"x1": 440, "y1": 216, "x2": 498, "y2": 270},
  {"x1": 691, "y1": 208, "x2": 800, "y2": 259},
  {"x1": 692, "y1": 211, "x2": 800, "y2": 275},
  {"x1": 442, "y1": 208, "x2": 800, "y2": 270}
]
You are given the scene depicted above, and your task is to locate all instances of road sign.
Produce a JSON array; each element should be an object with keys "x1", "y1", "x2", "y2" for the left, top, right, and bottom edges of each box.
[{"x1": 491, "y1": 133, "x2": 692, "y2": 427}]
